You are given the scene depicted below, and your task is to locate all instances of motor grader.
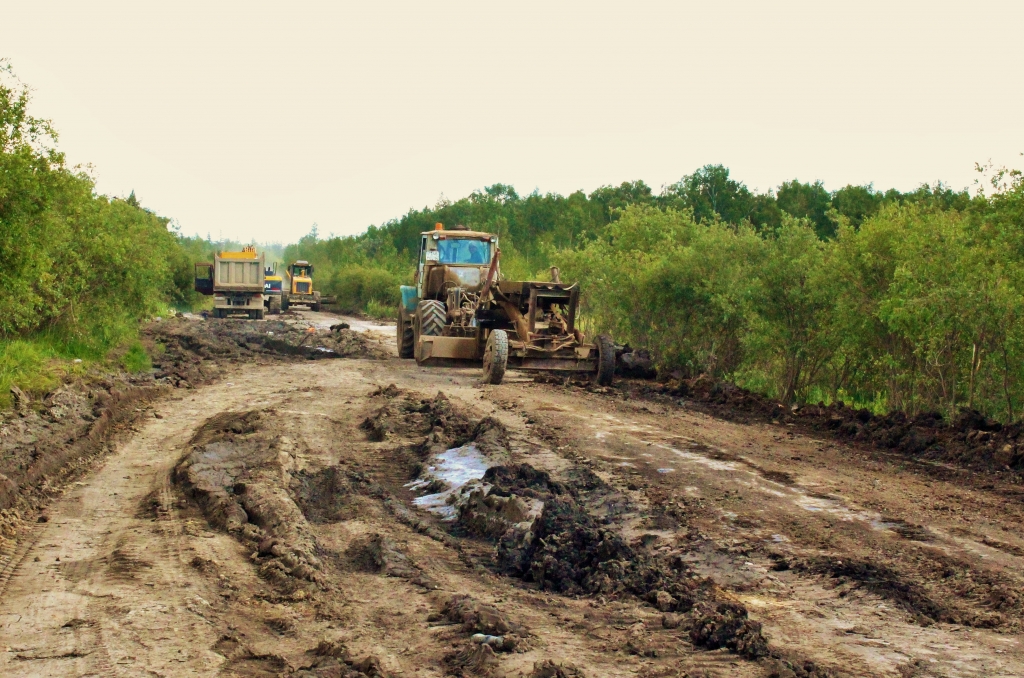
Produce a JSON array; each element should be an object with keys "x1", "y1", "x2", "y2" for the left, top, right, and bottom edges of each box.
[{"x1": 397, "y1": 223, "x2": 614, "y2": 385}]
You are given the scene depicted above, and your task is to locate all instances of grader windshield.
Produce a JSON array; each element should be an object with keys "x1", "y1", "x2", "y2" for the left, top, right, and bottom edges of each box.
[{"x1": 437, "y1": 239, "x2": 490, "y2": 265}]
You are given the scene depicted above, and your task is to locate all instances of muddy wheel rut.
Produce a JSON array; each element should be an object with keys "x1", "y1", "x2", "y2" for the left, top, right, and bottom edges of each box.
[{"x1": 0, "y1": 316, "x2": 1022, "y2": 677}]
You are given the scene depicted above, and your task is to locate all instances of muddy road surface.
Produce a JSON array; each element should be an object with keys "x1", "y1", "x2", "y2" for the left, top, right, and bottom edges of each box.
[{"x1": 0, "y1": 311, "x2": 1021, "y2": 677}]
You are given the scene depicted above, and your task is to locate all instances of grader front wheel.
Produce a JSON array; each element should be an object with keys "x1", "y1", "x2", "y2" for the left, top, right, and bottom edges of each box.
[
  {"x1": 482, "y1": 330, "x2": 508, "y2": 385},
  {"x1": 397, "y1": 306, "x2": 415, "y2": 359}
]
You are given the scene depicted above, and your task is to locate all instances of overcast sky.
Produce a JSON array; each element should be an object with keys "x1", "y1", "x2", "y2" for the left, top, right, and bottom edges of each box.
[{"x1": 3, "y1": 1, "x2": 1022, "y2": 243}]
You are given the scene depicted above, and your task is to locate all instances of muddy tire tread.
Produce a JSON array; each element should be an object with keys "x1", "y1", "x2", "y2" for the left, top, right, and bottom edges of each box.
[
  {"x1": 417, "y1": 300, "x2": 447, "y2": 337},
  {"x1": 482, "y1": 329, "x2": 508, "y2": 384},
  {"x1": 397, "y1": 306, "x2": 415, "y2": 358}
]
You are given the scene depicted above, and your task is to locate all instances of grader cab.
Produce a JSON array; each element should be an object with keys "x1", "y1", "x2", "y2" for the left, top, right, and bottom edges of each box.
[{"x1": 397, "y1": 224, "x2": 614, "y2": 385}]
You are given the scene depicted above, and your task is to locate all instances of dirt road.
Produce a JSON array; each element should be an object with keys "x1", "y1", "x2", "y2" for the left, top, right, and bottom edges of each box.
[{"x1": 1, "y1": 313, "x2": 1021, "y2": 677}]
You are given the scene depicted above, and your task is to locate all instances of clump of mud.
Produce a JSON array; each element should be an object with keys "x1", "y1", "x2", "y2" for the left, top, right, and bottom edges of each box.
[
  {"x1": 345, "y1": 533, "x2": 437, "y2": 589},
  {"x1": 360, "y1": 390, "x2": 477, "y2": 450},
  {"x1": 530, "y1": 660, "x2": 586, "y2": 678},
  {"x1": 217, "y1": 636, "x2": 388, "y2": 678},
  {"x1": 457, "y1": 462, "x2": 771, "y2": 660},
  {"x1": 439, "y1": 595, "x2": 526, "y2": 648},
  {"x1": 688, "y1": 600, "x2": 768, "y2": 657},
  {"x1": 174, "y1": 410, "x2": 325, "y2": 589},
  {"x1": 293, "y1": 640, "x2": 389, "y2": 678}
]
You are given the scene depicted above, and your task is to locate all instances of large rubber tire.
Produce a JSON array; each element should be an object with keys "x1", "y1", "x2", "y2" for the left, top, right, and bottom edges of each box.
[
  {"x1": 594, "y1": 333, "x2": 615, "y2": 386},
  {"x1": 416, "y1": 300, "x2": 447, "y2": 337},
  {"x1": 397, "y1": 306, "x2": 415, "y2": 359},
  {"x1": 213, "y1": 308, "x2": 225, "y2": 319},
  {"x1": 281, "y1": 296, "x2": 290, "y2": 311},
  {"x1": 269, "y1": 295, "x2": 281, "y2": 314},
  {"x1": 255, "y1": 309, "x2": 265, "y2": 320},
  {"x1": 482, "y1": 329, "x2": 508, "y2": 385}
]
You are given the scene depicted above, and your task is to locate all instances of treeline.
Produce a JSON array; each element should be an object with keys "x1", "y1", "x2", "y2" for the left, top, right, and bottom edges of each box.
[
  {"x1": 0, "y1": 63, "x2": 206, "y2": 403},
  {"x1": 285, "y1": 166, "x2": 978, "y2": 314},
  {"x1": 290, "y1": 164, "x2": 1024, "y2": 422}
]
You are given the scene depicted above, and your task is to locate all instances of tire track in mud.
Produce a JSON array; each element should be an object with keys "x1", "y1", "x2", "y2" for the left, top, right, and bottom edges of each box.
[{"x1": 0, "y1": 364, "x2": 309, "y2": 677}]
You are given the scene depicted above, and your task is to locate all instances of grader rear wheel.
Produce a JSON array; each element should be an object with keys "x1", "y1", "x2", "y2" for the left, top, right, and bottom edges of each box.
[
  {"x1": 482, "y1": 329, "x2": 508, "y2": 385},
  {"x1": 594, "y1": 333, "x2": 615, "y2": 386}
]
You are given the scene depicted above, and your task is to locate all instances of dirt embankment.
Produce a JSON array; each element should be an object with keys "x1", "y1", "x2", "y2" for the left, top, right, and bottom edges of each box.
[
  {"x1": 0, "y1": 315, "x2": 388, "y2": 551},
  {"x1": 575, "y1": 361, "x2": 1024, "y2": 480},
  {"x1": 0, "y1": 375, "x2": 166, "y2": 537}
]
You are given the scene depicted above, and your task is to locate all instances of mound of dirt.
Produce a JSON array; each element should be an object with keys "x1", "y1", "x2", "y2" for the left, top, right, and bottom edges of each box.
[
  {"x1": 530, "y1": 660, "x2": 586, "y2": 678},
  {"x1": 627, "y1": 376, "x2": 1024, "y2": 477},
  {"x1": 458, "y1": 462, "x2": 771, "y2": 660},
  {"x1": 360, "y1": 391, "x2": 476, "y2": 447},
  {"x1": 440, "y1": 595, "x2": 524, "y2": 640},
  {"x1": 345, "y1": 533, "x2": 437, "y2": 589},
  {"x1": 689, "y1": 600, "x2": 768, "y2": 657},
  {"x1": 145, "y1": 317, "x2": 389, "y2": 387},
  {"x1": 174, "y1": 410, "x2": 325, "y2": 589},
  {"x1": 292, "y1": 641, "x2": 389, "y2": 678}
]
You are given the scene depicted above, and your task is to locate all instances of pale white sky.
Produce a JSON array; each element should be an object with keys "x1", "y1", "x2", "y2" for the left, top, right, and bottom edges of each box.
[{"x1": 3, "y1": 1, "x2": 1022, "y2": 243}]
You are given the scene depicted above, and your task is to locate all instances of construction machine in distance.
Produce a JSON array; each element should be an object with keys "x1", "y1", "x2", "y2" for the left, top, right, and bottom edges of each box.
[
  {"x1": 397, "y1": 223, "x2": 614, "y2": 385},
  {"x1": 281, "y1": 260, "x2": 335, "y2": 312},
  {"x1": 263, "y1": 262, "x2": 284, "y2": 314},
  {"x1": 194, "y1": 246, "x2": 266, "y2": 319}
]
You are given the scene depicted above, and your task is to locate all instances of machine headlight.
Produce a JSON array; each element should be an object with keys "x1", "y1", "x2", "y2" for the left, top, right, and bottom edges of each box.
[{"x1": 432, "y1": 233, "x2": 440, "y2": 240}]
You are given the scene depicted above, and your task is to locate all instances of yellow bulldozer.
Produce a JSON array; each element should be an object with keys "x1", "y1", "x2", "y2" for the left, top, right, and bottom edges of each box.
[{"x1": 281, "y1": 260, "x2": 335, "y2": 311}]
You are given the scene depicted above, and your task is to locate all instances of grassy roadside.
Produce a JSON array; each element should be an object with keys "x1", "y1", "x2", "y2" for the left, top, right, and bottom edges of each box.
[{"x1": 0, "y1": 326, "x2": 157, "y2": 411}]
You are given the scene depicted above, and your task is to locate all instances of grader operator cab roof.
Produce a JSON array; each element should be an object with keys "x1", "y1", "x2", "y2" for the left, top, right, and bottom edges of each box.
[{"x1": 420, "y1": 227, "x2": 497, "y2": 266}]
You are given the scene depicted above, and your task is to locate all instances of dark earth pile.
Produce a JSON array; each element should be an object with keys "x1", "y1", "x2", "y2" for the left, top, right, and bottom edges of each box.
[
  {"x1": 626, "y1": 376, "x2": 1024, "y2": 476},
  {"x1": 144, "y1": 316, "x2": 389, "y2": 388},
  {"x1": 462, "y1": 463, "x2": 771, "y2": 659}
]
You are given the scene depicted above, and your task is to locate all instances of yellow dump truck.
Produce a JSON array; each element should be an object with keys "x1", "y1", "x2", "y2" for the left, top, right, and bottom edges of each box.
[{"x1": 194, "y1": 246, "x2": 266, "y2": 319}]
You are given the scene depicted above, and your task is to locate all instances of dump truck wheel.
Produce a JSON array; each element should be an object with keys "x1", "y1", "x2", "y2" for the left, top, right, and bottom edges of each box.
[
  {"x1": 397, "y1": 306, "x2": 415, "y2": 359},
  {"x1": 256, "y1": 309, "x2": 265, "y2": 320},
  {"x1": 416, "y1": 300, "x2": 446, "y2": 336},
  {"x1": 482, "y1": 329, "x2": 508, "y2": 385},
  {"x1": 595, "y1": 334, "x2": 615, "y2": 386}
]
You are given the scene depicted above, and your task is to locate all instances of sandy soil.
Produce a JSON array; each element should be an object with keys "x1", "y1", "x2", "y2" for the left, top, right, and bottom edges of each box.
[{"x1": 0, "y1": 311, "x2": 1021, "y2": 677}]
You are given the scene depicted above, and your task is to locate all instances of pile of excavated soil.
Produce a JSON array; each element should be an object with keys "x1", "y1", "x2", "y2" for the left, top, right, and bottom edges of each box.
[
  {"x1": 457, "y1": 463, "x2": 771, "y2": 659},
  {"x1": 0, "y1": 315, "x2": 387, "y2": 549},
  {"x1": 144, "y1": 317, "x2": 390, "y2": 387},
  {"x1": 174, "y1": 409, "x2": 332, "y2": 590}
]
